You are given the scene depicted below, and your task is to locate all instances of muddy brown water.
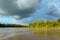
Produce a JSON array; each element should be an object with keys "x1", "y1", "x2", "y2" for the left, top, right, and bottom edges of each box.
[{"x1": 0, "y1": 28, "x2": 60, "y2": 40}]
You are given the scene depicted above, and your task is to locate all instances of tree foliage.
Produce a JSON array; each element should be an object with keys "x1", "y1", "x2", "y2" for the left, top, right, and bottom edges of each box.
[
  {"x1": 28, "y1": 18, "x2": 60, "y2": 28},
  {"x1": 0, "y1": 23, "x2": 27, "y2": 27}
]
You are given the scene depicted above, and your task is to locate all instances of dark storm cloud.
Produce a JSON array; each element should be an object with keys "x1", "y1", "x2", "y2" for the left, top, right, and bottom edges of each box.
[{"x1": 1, "y1": 0, "x2": 40, "y2": 19}]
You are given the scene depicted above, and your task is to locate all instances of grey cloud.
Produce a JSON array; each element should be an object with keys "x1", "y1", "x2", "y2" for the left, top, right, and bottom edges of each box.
[
  {"x1": 47, "y1": 3, "x2": 60, "y2": 17},
  {"x1": 0, "y1": 0, "x2": 40, "y2": 19}
]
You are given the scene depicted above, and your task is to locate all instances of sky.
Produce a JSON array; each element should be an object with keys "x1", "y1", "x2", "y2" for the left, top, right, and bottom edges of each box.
[{"x1": 0, "y1": 0, "x2": 60, "y2": 25}]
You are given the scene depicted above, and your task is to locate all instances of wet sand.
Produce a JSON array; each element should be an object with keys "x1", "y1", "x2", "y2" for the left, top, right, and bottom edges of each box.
[{"x1": 0, "y1": 28, "x2": 60, "y2": 40}]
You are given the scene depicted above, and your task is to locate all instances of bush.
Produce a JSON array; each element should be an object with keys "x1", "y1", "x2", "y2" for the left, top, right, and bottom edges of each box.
[{"x1": 28, "y1": 18, "x2": 60, "y2": 28}]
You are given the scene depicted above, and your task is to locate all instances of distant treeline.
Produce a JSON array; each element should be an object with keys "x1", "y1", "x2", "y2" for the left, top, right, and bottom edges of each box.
[
  {"x1": 28, "y1": 18, "x2": 60, "y2": 28},
  {"x1": 0, "y1": 24, "x2": 27, "y2": 27},
  {"x1": 0, "y1": 18, "x2": 60, "y2": 28}
]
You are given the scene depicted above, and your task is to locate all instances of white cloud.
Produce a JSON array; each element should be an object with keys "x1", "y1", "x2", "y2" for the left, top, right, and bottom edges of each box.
[
  {"x1": 47, "y1": 3, "x2": 60, "y2": 17},
  {"x1": 12, "y1": 15, "x2": 20, "y2": 19},
  {"x1": 16, "y1": 0, "x2": 40, "y2": 10},
  {"x1": 13, "y1": 18, "x2": 28, "y2": 25}
]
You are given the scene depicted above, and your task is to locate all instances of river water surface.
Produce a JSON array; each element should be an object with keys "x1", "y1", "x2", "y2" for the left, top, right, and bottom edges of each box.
[{"x1": 0, "y1": 28, "x2": 60, "y2": 40}]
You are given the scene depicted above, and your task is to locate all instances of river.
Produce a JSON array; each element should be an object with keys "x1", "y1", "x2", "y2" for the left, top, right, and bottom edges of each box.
[{"x1": 0, "y1": 28, "x2": 60, "y2": 40}]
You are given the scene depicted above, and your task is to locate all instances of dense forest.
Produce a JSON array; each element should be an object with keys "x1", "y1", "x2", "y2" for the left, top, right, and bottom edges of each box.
[
  {"x1": 0, "y1": 24, "x2": 27, "y2": 27},
  {"x1": 28, "y1": 18, "x2": 60, "y2": 28},
  {"x1": 0, "y1": 18, "x2": 60, "y2": 28}
]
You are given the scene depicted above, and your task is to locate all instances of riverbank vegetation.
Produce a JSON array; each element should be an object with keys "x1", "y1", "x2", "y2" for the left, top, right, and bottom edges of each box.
[
  {"x1": 28, "y1": 18, "x2": 60, "y2": 28},
  {"x1": 0, "y1": 23, "x2": 27, "y2": 27},
  {"x1": 0, "y1": 18, "x2": 60, "y2": 28}
]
